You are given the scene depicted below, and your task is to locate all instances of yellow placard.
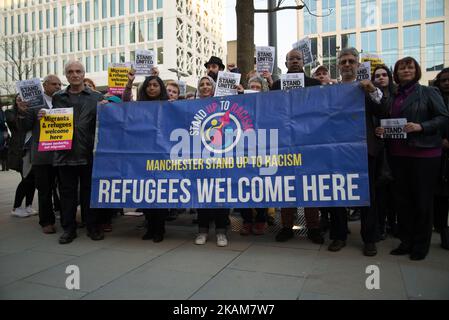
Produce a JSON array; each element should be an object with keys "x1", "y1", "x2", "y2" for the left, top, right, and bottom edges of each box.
[{"x1": 38, "y1": 108, "x2": 73, "y2": 151}]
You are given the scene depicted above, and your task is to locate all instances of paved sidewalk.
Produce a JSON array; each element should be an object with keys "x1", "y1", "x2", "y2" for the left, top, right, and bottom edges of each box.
[{"x1": 1, "y1": 170, "x2": 448, "y2": 300}]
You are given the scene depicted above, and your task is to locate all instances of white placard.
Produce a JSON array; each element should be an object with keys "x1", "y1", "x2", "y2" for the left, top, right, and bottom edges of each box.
[
  {"x1": 16, "y1": 78, "x2": 45, "y2": 109},
  {"x1": 280, "y1": 73, "x2": 305, "y2": 90},
  {"x1": 243, "y1": 89, "x2": 259, "y2": 94},
  {"x1": 134, "y1": 49, "x2": 155, "y2": 75},
  {"x1": 214, "y1": 71, "x2": 241, "y2": 97},
  {"x1": 177, "y1": 80, "x2": 186, "y2": 97},
  {"x1": 380, "y1": 118, "x2": 407, "y2": 139},
  {"x1": 256, "y1": 46, "x2": 275, "y2": 74},
  {"x1": 357, "y1": 61, "x2": 371, "y2": 81},
  {"x1": 292, "y1": 37, "x2": 314, "y2": 66}
]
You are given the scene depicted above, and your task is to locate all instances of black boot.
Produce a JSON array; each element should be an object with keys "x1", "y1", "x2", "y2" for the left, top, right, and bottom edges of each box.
[
  {"x1": 142, "y1": 213, "x2": 154, "y2": 240},
  {"x1": 441, "y1": 227, "x2": 449, "y2": 250},
  {"x1": 153, "y1": 217, "x2": 165, "y2": 243}
]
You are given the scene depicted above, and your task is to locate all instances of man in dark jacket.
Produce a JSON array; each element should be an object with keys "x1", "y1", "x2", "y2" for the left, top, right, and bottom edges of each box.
[
  {"x1": 39, "y1": 61, "x2": 103, "y2": 244},
  {"x1": 270, "y1": 49, "x2": 325, "y2": 245},
  {"x1": 23, "y1": 75, "x2": 62, "y2": 234}
]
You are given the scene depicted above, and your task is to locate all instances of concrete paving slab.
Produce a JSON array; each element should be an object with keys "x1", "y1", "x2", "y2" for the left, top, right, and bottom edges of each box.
[
  {"x1": 0, "y1": 250, "x2": 75, "y2": 288},
  {"x1": 0, "y1": 281, "x2": 87, "y2": 300},
  {"x1": 399, "y1": 263, "x2": 449, "y2": 299},
  {"x1": 23, "y1": 248, "x2": 159, "y2": 292},
  {"x1": 190, "y1": 268, "x2": 305, "y2": 300},
  {"x1": 82, "y1": 265, "x2": 212, "y2": 300}
]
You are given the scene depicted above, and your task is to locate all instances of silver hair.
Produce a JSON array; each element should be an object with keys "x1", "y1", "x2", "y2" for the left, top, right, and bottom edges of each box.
[
  {"x1": 248, "y1": 76, "x2": 269, "y2": 92},
  {"x1": 337, "y1": 47, "x2": 359, "y2": 62},
  {"x1": 64, "y1": 60, "x2": 85, "y2": 74},
  {"x1": 43, "y1": 74, "x2": 60, "y2": 84}
]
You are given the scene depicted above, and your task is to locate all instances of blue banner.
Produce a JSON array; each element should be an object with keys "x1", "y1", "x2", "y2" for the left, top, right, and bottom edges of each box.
[{"x1": 91, "y1": 83, "x2": 369, "y2": 208}]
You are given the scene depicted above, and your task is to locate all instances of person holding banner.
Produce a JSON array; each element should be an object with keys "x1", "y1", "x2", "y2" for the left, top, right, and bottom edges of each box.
[
  {"x1": 337, "y1": 47, "x2": 389, "y2": 255},
  {"x1": 270, "y1": 49, "x2": 324, "y2": 245},
  {"x1": 193, "y1": 75, "x2": 230, "y2": 247},
  {"x1": 6, "y1": 95, "x2": 36, "y2": 218},
  {"x1": 22, "y1": 75, "x2": 63, "y2": 234},
  {"x1": 432, "y1": 67, "x2": 449, "y2": 250},
  {"x1": 40, "y1": 61, "x2": 104, "y2": 244},
  {"x1": 376, "y1": 57, "x2": 449, "y2": 260}
]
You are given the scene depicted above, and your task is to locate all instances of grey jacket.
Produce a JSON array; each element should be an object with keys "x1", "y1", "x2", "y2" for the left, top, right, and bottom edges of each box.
[{"x1": 52, "y1": 86, "x2": 103, "y2": 166}]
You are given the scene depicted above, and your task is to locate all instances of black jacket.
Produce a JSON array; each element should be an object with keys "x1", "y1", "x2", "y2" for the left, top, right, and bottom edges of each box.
[
  {"x1": 389, "y1": 84, "x2": 449, "y2": 149},
  {"x1": 5, "y1": 108, "x2": 26, "y2": 172},
  {"x1": 52, "y1": 86, "x2": 103, "y2": 166}
]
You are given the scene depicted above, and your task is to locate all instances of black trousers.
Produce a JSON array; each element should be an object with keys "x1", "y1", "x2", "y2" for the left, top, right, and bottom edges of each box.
[
  {"x1": 197, "y1": 209, "x2": 229, "y2": 234},
  {"x1": 143, "y1": 209, "x2": 168, "y2": 234},
  {"x1": 360, "y1": 155, "x2": 380, "y2": 243},
  {"x1": 390, "y1": 156, "x2": 440, "y2": 255},
  {"x1": 58, "y1": 164, "x2": 97, "y2": 234},
  {"x1": 321, "y1": 207, "x2": 348, "y2": 241},
  {"x1": 13, "y1": 169, "x2": 35, "y2": 208},
  {"x1": 34, "y1": 164, "x2": 58, "y2": 227},
  {"x1": 239, "y1": 208, "x2": 267, "y2": 224}
]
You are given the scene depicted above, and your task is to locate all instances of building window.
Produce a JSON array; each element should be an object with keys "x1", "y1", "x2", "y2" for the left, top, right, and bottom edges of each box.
[
  {"x1": 62, "y1": 33, "x2": 67, "y2": 53},
  {"x1": 147, "y1": 18, "x2": 154, "y2": 41},
  {"x1": 70, "y1": 31, "x2": 74, "y2": 52},
  {"x1": 25, "y1": 14, "x2": 29, "y2": 32},
  {"x1": 18, "y1": 15, "x2": 21, "y2": 34},
  {"x1": 103, "y1": 54, "x2": 108, "y2": 70},
  {"x1": 70, "y1": 4, "x2": 75, "y2": 24},
  {"x1": 426, "y1": 22, "x2": 444, "y2": 71},
  {"x1": 426, "y1": 0, "x2": 444, "y2": 18},
  {"x1": 303, "y1": 0, "x2": 317, "y2": 35},
  {"x1": 322, "y1": 0, "x2": 335, "y2": 33},
  {"x1": 147, "y1": 0, "x2": 153, "y2": 10},
  {"x1": 39, "y1": 11, "x2": 43, "y2": 29},
  {"x1": 94, "y1": 27, "x2": 100, "y2": 48},
  {"x1": 94, "y1": 55, "x2": 100, "y2": 72},
  {"x1": 32, "y1": 13, "x2": 35, "y2": 31},
  {"x1": 157, "y1": 46, "x2": 163, "y2": 64},
  {"x1": 403, "y1": 0, "x2": 420, "y2": 21},
  {"x1": 78, "y1": 30, "x2": 83, "y2": 51},
  {"x1": 138, "y1": 0, "x2": 144, "y2": 12},
  {"x1": 11, "y1": 15, "x2": 14, "y2": 35},
  {"x1": 54, "y1": 34, "x2": 58, "y2": 54},
  {"x1": 119, "y1": 51, "x2": 125, "y2": 62},
  {"x1": 157, "y1": 17, "x2": 163, "y2": 39},
  {"x1": 86, "y1": 1, "x2": 91, "y2": 22},
  {"x1": 403, "y1": 25, "x2": 420, "y2": 64},
  {"x1": 361, "y1": 30, "x2": 377, "y2": 53},
  {"x1": 77, "y1": 3, "x2": 83, "y2": 23},
  {"x1": 86, "y1": 29, "x2": 91, "y2": 49},
  {"x1": 94, "y1": 0, "x2": 99, "y2": 20},
  {"x1": 111, "y1": 53, "x2": 117, "y2": 63},
  {"x1": 102, "y1": 0, "x2": 107, "y2": 19},
  {"x1": 157, "y1": 0, "x2": 162, "y2": 9},
  {"x1": 111, "y1": 0, "x2": 116, "y2": 17},
  {"x1": 119, "y1": 0, "x2": 125, "y2": 15},
  {"x1": 130, "y1": 21, "x2": 136, "y2": 43},
  {"x1": 130, "y1": 50, "x2": 135, "y2": 62},
  {"x1": 62, "y1": 6, "x2": 66, "y2": 26},
  {"x1": 361, "y1": 0, "x2": 377, "y2": 28},
  {"x1": 86, "y1": 56, "x2": 91, "y2": 72},
  {"x1": 102, "y1": 26, "x2": 108, "y2": 47},
  {"x1": 46, "y1": 35, "x2": 50, "y2": 55},
  {"x1": 53, "y1": 8, "x2": 57, "y2": 27},
  {"x1": 382, "y1": 0, "x2": 398, "y2": 24},
  {"x1": 130, "y1": 0, "x2": 135, "y2": 14},
  {"x1": 139, "y1": 19, "x2": 145, "y2": 42},
  {"x1": 341, "y1": 33, "x2": 356, "y2": 49},
  {"x1": 111, "y1": 25, "x2": 116, "y2": 46},
  {"x1": 381, "y1": 28, "x2": 398, "y2": 68},
  {"x1": 119, "y1": 23, "x2": 125, "y2": 45},
  {"x1": 341, "y1": 0, "x2": 355, "y2": 30},
  {"x1": 322, "y1": 35, "x2": 337, "y2": 78},
  {"x1": 46, "y1": 9, "x2": 50, "y2": 29}
]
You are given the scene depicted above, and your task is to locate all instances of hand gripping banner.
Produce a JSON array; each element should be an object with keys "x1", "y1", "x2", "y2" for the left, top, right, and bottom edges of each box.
[{"x1": 91, "y1": 83, "x2": 369, "y2": 209}]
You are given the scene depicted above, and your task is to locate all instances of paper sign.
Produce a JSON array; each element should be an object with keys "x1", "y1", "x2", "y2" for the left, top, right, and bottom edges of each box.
[
  {"x1": 361, "y1": 53, "x2": 384, "y2": 74},
  {"x1": 177, "y1": 80, "x2": 187, "y2": 97},
  {"x1": 292, "y1": 37, "x2": 314, "y2": 66},
  {"x1": 108, "y1": 63, "x2": 132, "y2": 96},
  {"x1": 256, "y1": 46, "x2": 275, "y2": 74},
  {"x1": 215, "y1": 71, "x2": 241, "y2": 97},
  {"x1": 38, "y1": 108, "x2": 74, "y2": 151},
  {"x1": 380, "y1": 118, "x2": 407, "y2": 139},
  {"x1": 134, "y1": 49, "x2": 155, "y2": 75},
  {"x1": 280, "y1": 73, "x2": 305, "y2": 90},
  {"x1": 16, "y1": 78, "x2": 45, "y2": 109},
  {"x1": 357, "y1": 62, "x2": 371, "y2": 81}
]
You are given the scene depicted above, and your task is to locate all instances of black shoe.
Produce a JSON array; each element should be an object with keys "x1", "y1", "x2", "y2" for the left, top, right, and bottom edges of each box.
[
  {"x1": 153, "y1": 233, "x2": 164, "y2": 243},
  {"x1": 275, "y1": 227, "x2": 294, "y2": 242},
  {"x1": 390, "y1": 244, "x2": 411, "y2": 255},
  {"x1": 307, "y1": 228, "x2": 324, "y2": 244},
  {"x1": 142, "y1": 230, "x2": 154, "y2": 240},
  {"x1": 410, "y1": 252, "x2": 426, "y2": 261},
  {"x1": 266, "y1": 215, "x2": 275, "y2": 226},
  {"x1": 59, "y1": 231, "x2": 77, "y2": 244},
  {"x1": 328, "y1": 240, "x2": 346, "y2": 252},
  {"x1": 87, "y1": 230, "x2": 104, "y2": 241},
  {"x1": 363, "y1": 242, "x2": 377, "y2": 256}
]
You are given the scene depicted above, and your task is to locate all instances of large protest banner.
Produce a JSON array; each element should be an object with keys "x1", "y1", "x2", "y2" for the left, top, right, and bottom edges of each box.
[{"x1": 91, "y1": 84, "x2": 369, "y2": 209}]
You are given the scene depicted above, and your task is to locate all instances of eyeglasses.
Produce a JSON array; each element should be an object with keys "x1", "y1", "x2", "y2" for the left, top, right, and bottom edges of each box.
[
  {"x1": 339, "y1": 59, "x2": 357, "y2": 65},
  {"x1": 375, "y1": 73, "x2": 388, "y2": 78}
]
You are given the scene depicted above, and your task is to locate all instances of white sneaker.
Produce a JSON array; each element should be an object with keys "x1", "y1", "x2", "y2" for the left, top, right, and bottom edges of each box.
[
  {"x1": 216, "y1": 233, "x2": 228, "y2": 247},
  {"x1": 26, "y1": 205, "x2": 38, "y2": 216},
  {"x1": 54, "y1": 211, "x2": 61, "y2": 219},
  {"x1": 11, "y1": 207, "x2": 31, "y2": 218},
  {"x1": 195, "y1": 233, "x2": 208, "y2": 245}
]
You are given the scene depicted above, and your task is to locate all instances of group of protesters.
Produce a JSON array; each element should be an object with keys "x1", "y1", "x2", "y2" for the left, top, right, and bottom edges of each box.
[{"x1": 3, "y1": 45, "x2": 449, "y2": 261}]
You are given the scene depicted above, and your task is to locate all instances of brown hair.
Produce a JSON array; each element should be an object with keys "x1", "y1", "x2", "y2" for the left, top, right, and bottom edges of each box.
[
  {"x1": 165, "y1": 81, "x2": 180, "y2": 94},
  {"x1": 393, "y1": 57, "x2": 421, "y2": 84},
  {"x1": 83, "y1": 78, "x2": 96, "y2": 90}
]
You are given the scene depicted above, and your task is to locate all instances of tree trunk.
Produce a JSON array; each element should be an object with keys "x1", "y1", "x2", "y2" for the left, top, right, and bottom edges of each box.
[{"x1": 236, "y1": 1, "x2": 254, "y2": 86}]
